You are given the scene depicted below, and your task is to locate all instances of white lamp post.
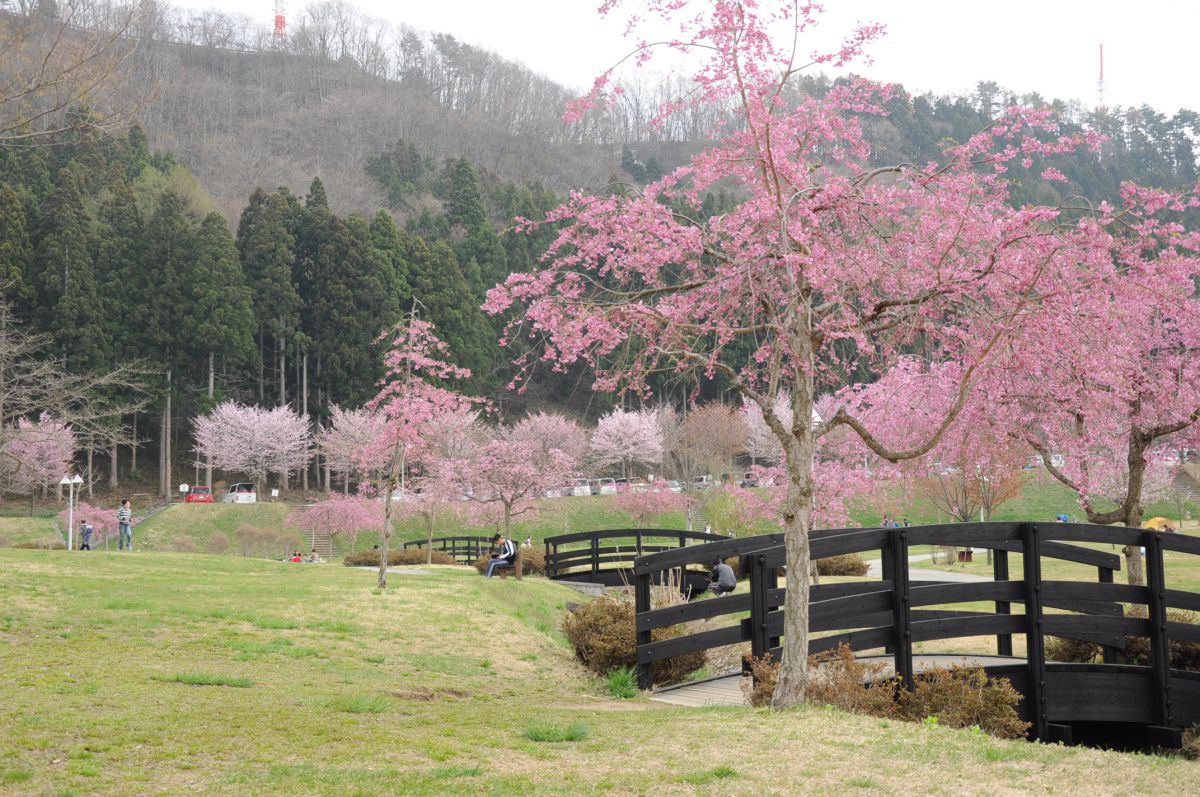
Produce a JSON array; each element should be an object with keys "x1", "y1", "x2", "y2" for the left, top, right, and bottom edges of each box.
[{"x1": 59, "y1": 474, "x2": 83, "y2": 550}]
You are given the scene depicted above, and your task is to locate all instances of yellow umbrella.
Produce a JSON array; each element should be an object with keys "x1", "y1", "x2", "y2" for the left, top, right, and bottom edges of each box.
[{"x1": 1141, "y1": 516, "x2": 1174, "y2": 531}]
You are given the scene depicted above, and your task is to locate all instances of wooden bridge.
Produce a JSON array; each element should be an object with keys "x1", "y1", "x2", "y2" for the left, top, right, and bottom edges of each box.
[
  {"x1": 401, "y1": 535, "x2": 493, "y2": 564},
  {"x1": 633, "y1": 522, "x2": 1200, "y2": 748},
  {"x1": 544, "y1": 528, "x2": 728, "y2": 592}
]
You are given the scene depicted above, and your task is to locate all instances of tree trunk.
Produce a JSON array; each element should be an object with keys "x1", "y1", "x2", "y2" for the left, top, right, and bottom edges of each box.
[
  {"x1": 258, "y1": 332, "x2": 265, "y2": 402},
  {"x1": 378, "y1": 445, "x2": 405, "y2": 589},
  {"x1": 86, "y1": 443, "x2": 93, "y2": 499},
  {"x1": 109, "y1": 438, "x2": 118, "y2": 490},
  {"x1": 277, "y1": 333, "x2": 286, "y2": 407},
  {"x1": 426, "y1": 515, "x2": 434, "y2": 566},
  {"x1": 206, "y1": 351, "x2": 214, "y2": 488},
  {"x1": 301, "y1": 353, "x2": 309, "y2": 492},
  {"x1": 771, "y1": 335, "x2": 816, "y2": 708}
]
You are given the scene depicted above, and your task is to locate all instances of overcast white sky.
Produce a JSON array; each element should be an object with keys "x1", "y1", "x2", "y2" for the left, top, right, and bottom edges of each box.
[{"x1": 179, "y1": 1, "x2": 1197, "y2": 113}]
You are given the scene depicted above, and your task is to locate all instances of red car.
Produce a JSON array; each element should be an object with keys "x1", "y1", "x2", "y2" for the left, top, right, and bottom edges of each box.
[{"x1": 184, "y1": 485, "x2": 214, "y2": 503}]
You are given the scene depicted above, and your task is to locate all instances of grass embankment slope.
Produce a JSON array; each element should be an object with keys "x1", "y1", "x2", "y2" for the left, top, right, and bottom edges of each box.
[{"x1": 2, "y1": 551, "x2": 1197, "y2": 796}]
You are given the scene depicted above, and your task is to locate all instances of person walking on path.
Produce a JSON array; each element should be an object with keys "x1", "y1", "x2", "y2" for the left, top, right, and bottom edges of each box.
[
  {"x1": 117, "y1": 500, "x2": 133, "y2": 550},
  {"x1": 79, "y1": 520, "x2": 93, "y2": 550}
]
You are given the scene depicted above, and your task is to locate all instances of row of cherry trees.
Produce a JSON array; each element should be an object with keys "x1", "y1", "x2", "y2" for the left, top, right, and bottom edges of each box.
[{"x1": 481, "y1": 0, "x2": 1200, "y2": 707}]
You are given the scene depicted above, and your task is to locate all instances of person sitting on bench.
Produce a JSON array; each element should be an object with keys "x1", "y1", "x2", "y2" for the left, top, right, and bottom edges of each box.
[
  {"x1": 485, "y1": 533, "x2": 517, "y2": 578},
  {"x1": 709, "y1": 559, "x2": 737, "y2": 596}
]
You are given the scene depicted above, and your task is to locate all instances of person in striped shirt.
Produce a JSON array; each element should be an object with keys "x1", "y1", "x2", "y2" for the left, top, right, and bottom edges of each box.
[
  {"x1": 117, "y1": 500, "x2": 133, "y2": 550},
  {"x1": 484, "y1": 533, "x2": 517, "y2": 578}
]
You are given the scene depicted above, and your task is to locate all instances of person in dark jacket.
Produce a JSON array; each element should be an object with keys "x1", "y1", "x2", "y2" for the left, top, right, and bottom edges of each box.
[
  {"x1": 79, "y1": 520, "x2": 93, "y2": 550},
  {"x1": 485, "y1": 533, "x2": 517, "y2": 578},
  {"x1": 709, "y1": 559, "x2": 737, "y2": 596}
]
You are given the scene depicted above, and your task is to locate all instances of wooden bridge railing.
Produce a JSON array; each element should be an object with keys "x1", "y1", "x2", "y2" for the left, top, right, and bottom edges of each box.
[
  {"x1": 633, "y1": 521, "x2": 1200, "y2": 745},
  {"x1": 402, "y1": 535, "x2": 493, "y2": 564},
  {"x1": 545, "y1": 528, "x2": 728, "y2": 586}
]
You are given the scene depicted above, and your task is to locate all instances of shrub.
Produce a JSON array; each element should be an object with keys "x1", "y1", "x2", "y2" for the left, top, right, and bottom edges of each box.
[
  {"x1": 741, "y1": 645, "x2": 1028, "y2": 738},
  {"x1": 742, "y1": 654, "x2": 780, "y2": 708},
  {"x1": 1045, "y1": 635, "x2": 1100, "y2": 663},
  {"x1": 473, "y1": 546, "x2": 546, "y2": 576},
  {"x1": 896, "y1": 666, "x2": 1029, "y2": 739},
  {"x1": 342, "y1": 548, "x2": 455, "y2": 567},
  {"x1": 560, "y1": 593, "x2": 705, "y2": 686},
  {"x1": 1184, "y1": 725, "x2": 1200, "y2": 761},
  {"x1": 172, "y1": 537, "x2": 198, "y2": 553},
  {"x1": 12, "y1": 539, "x2": 66, "y2": 550},
  {"x1": 206, "y1": 531, "x2": 230, "y2": 555},
  {"x1": 816, "y1": 554, "x2": 869, "y2": 577}
]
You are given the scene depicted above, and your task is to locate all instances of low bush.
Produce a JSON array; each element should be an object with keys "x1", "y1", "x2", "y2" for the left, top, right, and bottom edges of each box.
[
  {"x1": 1045, "y1": 635, "x2": 1101, "y2": 664},
  {"x1": 560, "y1": 593, "x2": 704, "y2": 686},
  {"x1": 11, "y1": 539, "x2": 66, "y2": 550},
  {"x1": 172, "y1": 537, "x2": 198, "y2": 553},
  {"x1": 342, "y1": 548, "x2": 455, "y2": 567},
  {"x1": 816, "y1": 554, "x2": 869, "y2": 577},
  {"x1": 472, "y1": 546, "x2": 546, "y2": 576},
  {"x1": 742, "y1": 645, "x2": 1028, "y2": 739},
  {"x1": 1184, "y1": 725, "x2": 1200, "y2": 761},
  {"x1": 206, "y1": 531, "x2": 230, "y2": 555},
  {"x1": 896, "y1": 666, "x2": 1029, "y2": 739}
]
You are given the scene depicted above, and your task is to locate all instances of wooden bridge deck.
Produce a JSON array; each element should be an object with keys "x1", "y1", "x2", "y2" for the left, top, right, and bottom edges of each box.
[{"x1": 651, "y1": 654, "x2": 1024, "y2": 708}]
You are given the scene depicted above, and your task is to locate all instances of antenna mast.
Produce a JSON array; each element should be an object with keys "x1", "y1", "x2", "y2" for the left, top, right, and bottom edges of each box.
[
  {"x1": 273, "y1": 1, "x2": 287, "y2": 42},
  {"x1": 1097, "y1": 43, "x2": 1106, "y2": 108}
]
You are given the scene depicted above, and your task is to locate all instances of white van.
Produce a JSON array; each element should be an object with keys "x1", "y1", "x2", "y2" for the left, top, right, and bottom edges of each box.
[{"x1": 223, "y1": 483, "x2": 257, "y2": 504}]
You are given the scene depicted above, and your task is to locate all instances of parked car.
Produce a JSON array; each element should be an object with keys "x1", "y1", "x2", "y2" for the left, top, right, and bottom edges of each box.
[
  {"x1": 567, "y1": 478, "x2": 592, "y2": 497},
  {"x1": 590, "y1": 478, "x2": 617, "y2": 495},
  {"x1": 184, "y1": 485, "x2": 214, "y2": 503},
  {"x1": 692, "y1": 475, "x2": 713, "y2": 490},
  {"x1": 223, "y1": 483, "x2": 257, "y2": 504}
]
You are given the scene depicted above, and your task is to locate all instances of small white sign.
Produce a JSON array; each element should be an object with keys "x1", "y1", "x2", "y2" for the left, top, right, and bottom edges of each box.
[
  {"x1": 270, "y1": 489, "x2": 280, "y2": 498},
  {"x1": 179, "y1": 483, "x2": 189, "y2": 493}
]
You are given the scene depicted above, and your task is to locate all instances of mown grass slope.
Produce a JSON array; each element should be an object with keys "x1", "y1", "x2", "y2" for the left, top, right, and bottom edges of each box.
[{"x1": 1, "y1": 550, "x2": 1197, "y2": 796}]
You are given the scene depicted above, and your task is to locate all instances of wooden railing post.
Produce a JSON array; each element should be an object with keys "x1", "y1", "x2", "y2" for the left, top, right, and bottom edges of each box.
[
  {"x1": 1022, "y1": 522, "x2": 1047, "y2": 741},
  {"x1": 1098, "y1": 565, "x2": 1119, "y2": 664},
  {"x1": 1145, "y1": 531, "x2": 1173, "y2": 727},
  {"x1": 994, "y1": 548, "x2": 1013, "y2": 656},
  {"x1": 635, "y1": 570, "x2": 653, "y2": 690},
  {"x1": 882, "y1": 542, "x2": 895, "y2": 655},
  {"x1": 890, "y1": 527, "x2": 913, "y2": 690},
  {"x1": 590, "y1": 535, "x2": 600, "y2": 580},
  {"x1": 749, "y1": 553, "x2": 770, "y2": 662}
]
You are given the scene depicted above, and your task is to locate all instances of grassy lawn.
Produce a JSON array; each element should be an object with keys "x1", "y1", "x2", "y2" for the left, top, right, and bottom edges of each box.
[{"x1": 2, "y1": 550, "x2": 1197, "y2": 796}]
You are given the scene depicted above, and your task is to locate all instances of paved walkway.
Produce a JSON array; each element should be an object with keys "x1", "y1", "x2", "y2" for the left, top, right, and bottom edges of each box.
[
  {"x1": 650, "y1": 653, "x2": 1023, "y2": 708},
  {"x1": 863, "y1": 554, "x2": 989, "y2": 584}
]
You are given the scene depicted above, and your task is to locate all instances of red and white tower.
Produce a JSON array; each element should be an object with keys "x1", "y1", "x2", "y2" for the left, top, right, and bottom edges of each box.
[{"x1": 273, "y1": 1, "x2": 287, "y2": 41}]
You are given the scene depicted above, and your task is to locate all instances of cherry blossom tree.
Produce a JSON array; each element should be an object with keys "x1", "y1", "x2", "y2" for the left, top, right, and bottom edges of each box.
[
  {"x1": 193, "y1": 402, "x2": 312, "y2": 493},
  {"x1": 287, "y1": 493, "x2": 382, "y2": 554},
  {"x1": 589, "y1": 407, "x2": 663, "y2": 478},
  {"x1": 507, "y1": 412, "x2": 589, "y2": 468},
  {"x1": 679, "y1": 403, "x2": 748, "y2": 482},
  {"x1": 992, "y1": 218, "x2": 1200, "y2": 585},
  {"x1": 316, "y1": 406, "x2": 385, "y2": 493},
  {"x1": 3, "y1": 414, "x2": 76, "y2": 503},
  {"x1": 362, "y1": 315, "x2": 475, "y2": 588},
  {"x1": 486, "y1": 1, "x2": 1121, "y2": 705},
  {"x1": 442, "y1": 435, "x2": 575, "y2": 540},
  {"x1": 612, "y1": 484, "x2": 688, "y2": 528},
  {"x1": 58, "y1": 501, "x2": 122, "y2": 549},
  {"x1": 397, "y1": 474, "x2": 465, "y2": 565}
]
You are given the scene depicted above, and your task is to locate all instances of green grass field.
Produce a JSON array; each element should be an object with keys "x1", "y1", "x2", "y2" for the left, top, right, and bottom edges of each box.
[{"x1": 2, "y1": 550, "x2": 1197, "y2": 796}]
